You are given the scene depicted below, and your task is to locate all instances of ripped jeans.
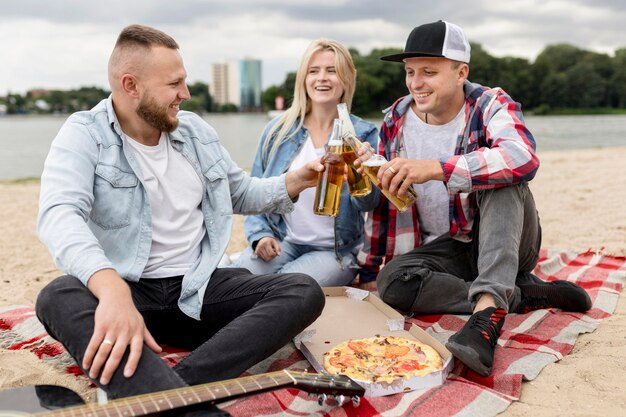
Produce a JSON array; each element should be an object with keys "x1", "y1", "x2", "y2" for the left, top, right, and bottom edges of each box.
[{"x1": 376, "y1": 183, "x2": 542, "y2": 314}]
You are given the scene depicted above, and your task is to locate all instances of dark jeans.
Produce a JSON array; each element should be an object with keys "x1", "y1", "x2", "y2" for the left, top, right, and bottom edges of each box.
[
  {"x1": 377, "y1": 183, "x2": 542, "y2": 314},
  {"x1": 35, "y1": 267, "x2": 325, "y2": 400}
]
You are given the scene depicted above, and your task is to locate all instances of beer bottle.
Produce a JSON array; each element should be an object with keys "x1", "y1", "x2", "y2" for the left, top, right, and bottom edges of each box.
[
  {"x1": 313, "y1": 119, "x2": 346, "y2": 217},
  {"x1": 342, "y1": 133, "x2": 417, "y2": 212},
  {"x1": 337, "y1": 103, "x2": 372, "y2": 197}
]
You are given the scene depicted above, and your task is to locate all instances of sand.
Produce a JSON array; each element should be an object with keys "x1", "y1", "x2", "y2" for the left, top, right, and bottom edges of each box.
[{"x1": 1, "y1": 147, "x2": 625, "y2": 416}]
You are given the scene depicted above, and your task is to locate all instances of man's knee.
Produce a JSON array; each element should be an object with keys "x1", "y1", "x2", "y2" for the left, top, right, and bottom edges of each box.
[
  {"x1": 475, "y1": 183, "x2": 532, "y2": 210},
  {"x1": 377, "y1": 265, "x2": 430, "y2": 312},
  {"x1": 36, "y1": 275, "x2": 80, "y2": 315},
  {"x1": 279, "y1": 273, "x2": 325, "y2": 319}
]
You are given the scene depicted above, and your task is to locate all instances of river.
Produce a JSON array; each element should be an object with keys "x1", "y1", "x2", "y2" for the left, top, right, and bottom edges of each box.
[{"x1": 1, "y1": 113, "x2": 626, "y2": 180}]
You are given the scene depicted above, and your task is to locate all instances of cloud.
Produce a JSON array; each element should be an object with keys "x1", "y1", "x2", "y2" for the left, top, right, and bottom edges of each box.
[{"x1": 1, "y1": 0, "x2": 625, "y2": 94}]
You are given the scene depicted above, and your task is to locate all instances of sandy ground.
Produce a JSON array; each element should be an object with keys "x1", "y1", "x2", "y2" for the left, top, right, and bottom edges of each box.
[{"x1": 0, "y1": 147, "x2": 625, "y2": 416}]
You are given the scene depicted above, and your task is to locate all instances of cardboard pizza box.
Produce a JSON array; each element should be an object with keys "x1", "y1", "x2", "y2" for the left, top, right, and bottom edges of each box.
[{"x1": 294, "y1": 287, "x2": 453, "y2": 397}]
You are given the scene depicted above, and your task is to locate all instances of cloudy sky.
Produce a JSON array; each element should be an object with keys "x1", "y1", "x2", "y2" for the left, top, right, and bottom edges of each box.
[{"x1": 2, "y1": 0, "x2": 625, "y2": 94}]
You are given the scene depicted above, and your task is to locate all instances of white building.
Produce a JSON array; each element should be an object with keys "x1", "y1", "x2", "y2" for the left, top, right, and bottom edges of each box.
[{"x1": 210, "y1": 58, "x2": 262, "y2": 111}]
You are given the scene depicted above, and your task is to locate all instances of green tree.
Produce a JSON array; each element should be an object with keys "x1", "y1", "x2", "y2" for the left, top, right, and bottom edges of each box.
[
  {"x1": 282, "y1": 72, "x2": 297, "y2": 108},
  {"x1": 467, "y1": 42, "x2": 503, "y2": 88},
  {"x1": 180, "y1": 96, "x2": 205, "y2": 113},
  {"x1": 186, "y1": 81, "x2": 213, "y2": 112},
  {"x1": 262, "y1": 85, "x2": 289, "y2": 110},
  {"x1": 494, "y1": 57, "x2": 533, "y2": 107},
  {"x1": 467, "y1": 43, "x2": 534, "y2": 106},
  {"x1": 582, "y1": 51, "x2": 613, "y2": 107},
  {"x1": 351, "y1": 47, "x2": 405, "y2": 115},
  {"x1": 564, "y1": 62, "x2": 605, "y2": 108},
  {"x1": 609, "y1": 48, "x2": 626, "y2": 108},
  {"x1": 534, "y1": 44, "x2": 587, "y2": 74},
  {"x1": 219, "y1": 103, "x2": 239, "y2": 112},
  {"x1": 538, "y1": 72, "x2": 569, "y2": 108},
  {"x1": 5, "y1": 93, "x2": 26, "y2": 114}
]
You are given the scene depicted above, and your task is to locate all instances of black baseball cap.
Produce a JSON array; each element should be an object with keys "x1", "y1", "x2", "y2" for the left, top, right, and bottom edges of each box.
[{"x1": 380, "y1": 20, "x2": 471, "y2": 63}]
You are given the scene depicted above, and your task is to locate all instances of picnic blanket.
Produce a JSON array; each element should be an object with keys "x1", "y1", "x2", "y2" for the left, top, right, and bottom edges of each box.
[{"x1": 1, "y1": 248, "x2": 625, "y2": 417}]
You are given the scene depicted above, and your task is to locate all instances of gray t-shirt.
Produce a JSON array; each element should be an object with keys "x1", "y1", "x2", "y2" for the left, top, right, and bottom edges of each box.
[{"x1": 403, "y1": 107, "x2": 464, "y2": 244}]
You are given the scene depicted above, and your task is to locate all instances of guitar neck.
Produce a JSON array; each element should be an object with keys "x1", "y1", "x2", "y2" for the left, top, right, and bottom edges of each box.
[{"x1": 38, "y1": 370, "x2": 297, "y2": 417}]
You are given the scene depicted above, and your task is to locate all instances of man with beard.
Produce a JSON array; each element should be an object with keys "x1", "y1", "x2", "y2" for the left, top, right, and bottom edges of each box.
[{"x1": 36, "y1": 25, "x2": 325, "y2": 417}]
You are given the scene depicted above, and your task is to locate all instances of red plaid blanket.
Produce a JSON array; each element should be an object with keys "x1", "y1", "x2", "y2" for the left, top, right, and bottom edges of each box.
[{"x1": 1, "y1": 249, "x2": 624, "y2": 417}]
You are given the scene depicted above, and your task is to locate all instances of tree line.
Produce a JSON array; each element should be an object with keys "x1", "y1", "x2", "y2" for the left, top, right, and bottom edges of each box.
[{"x1": 2, "y1": 42, "x2": 625, "y2": 116}]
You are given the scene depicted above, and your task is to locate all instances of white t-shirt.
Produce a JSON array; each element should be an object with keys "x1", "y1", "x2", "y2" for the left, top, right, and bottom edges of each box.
[
  {"x1": 124, "y1": 132, "x2": 205, "y2": 278},
  {"x1": 283, "y1": 135, "x2": 335, "y2": 247},
  {"x1": 403, "y1": 107, "x2": 464, "y2": 244}
]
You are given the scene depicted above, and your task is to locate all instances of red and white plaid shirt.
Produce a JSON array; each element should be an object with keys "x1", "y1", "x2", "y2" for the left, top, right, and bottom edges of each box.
[{"x1": 358, "y1": 81, "x2": 539, "y2": 282}]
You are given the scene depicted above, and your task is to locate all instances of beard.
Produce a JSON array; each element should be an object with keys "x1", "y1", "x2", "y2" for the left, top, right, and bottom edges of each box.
[{"x1": 136, "y1": 94, "x2": 179, "y2": 132}]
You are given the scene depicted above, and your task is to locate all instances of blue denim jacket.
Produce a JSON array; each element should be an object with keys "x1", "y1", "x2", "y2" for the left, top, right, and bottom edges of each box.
[
  {"x1": 37, "y1": 97, "x2": 295, "y2": 320},
  {"x1": 244, "y1": 114, "x2": 380, "y2": 263}
]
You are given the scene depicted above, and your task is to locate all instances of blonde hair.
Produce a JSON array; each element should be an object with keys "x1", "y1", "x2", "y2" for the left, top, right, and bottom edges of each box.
[{"x1": 262, "y1": 38, "x2": 356, "y2": 161}]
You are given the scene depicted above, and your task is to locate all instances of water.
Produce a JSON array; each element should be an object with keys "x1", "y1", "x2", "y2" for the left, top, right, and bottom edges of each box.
[{"x1": 1, "y1": 113, "x2": 626, "y2": 180}]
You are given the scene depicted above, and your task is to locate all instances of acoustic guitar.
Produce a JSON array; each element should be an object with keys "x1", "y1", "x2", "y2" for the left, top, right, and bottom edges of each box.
[{"x1": 0, "y1": 370, "x2": 364, "y2": 416}]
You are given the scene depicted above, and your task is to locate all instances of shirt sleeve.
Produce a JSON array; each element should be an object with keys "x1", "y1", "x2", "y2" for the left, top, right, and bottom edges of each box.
[
  {"x1": 242, "y1": 121, "x2": 283, "y2": 245},
  {"x1": 37, "y1": 119, "x2": 114, "y2": 285},
  {"x1": 442, "y1": 90, "x2": 539, "y2": 193}
]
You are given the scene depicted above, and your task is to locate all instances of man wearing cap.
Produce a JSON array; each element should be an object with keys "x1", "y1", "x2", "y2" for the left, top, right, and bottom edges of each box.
[{"x1": 357, "y1": 20, "x2": 591, "y2": 376}]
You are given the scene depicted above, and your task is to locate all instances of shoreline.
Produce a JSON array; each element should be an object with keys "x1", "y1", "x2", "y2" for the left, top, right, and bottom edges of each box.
[{"x1": 1, "y1": 146, "x2": 625, "y2": 415}]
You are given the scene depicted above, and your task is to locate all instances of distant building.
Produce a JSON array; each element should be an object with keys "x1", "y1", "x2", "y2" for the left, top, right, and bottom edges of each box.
[
  {"x1": 210, "y1": 58, "x2": 262, "y2": 111},
  {"x1": 28, "y1": 89, "x2": 50, "y2": 99},
  {"x1": 210, "y1": 62, "x2": 234, "y2": 106}
]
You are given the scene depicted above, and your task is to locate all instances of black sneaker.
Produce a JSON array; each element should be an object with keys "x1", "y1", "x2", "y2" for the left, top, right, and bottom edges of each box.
[
  {"x1": 517, "y1": 280, "x2": 592, "y2": 313},
  {"x1": 445, "y1": 306, "x2": 506, "y2": 376}
]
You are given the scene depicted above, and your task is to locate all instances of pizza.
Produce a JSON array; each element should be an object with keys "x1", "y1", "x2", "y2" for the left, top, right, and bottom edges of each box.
[{"x1": 323, "y1": 335, "x2": 443, "y2": 383}]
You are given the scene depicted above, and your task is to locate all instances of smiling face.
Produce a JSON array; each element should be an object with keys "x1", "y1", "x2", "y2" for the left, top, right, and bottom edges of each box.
[
  {"x1": 135, "y1": 46, "x2": 190, "y2": 132},
  {"x1": 404, "y1": 57, "x2": 468, "y2": 124},
  {"x1": 305, "y1": 50, "x2": 345, "y2": 108}
]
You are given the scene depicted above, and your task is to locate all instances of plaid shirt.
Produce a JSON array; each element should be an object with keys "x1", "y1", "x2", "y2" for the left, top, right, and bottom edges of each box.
[{"x1": 358, "y1": 81, "x2": 539, "y2": 282}]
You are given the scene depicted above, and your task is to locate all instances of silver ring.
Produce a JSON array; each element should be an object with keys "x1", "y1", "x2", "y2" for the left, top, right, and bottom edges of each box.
[
  {"x1": 387, "y1": 166, "x2": 397, "y2": 174},
  {"x1": 102, "y1": 339, "x2": 114, "y2": 346}
]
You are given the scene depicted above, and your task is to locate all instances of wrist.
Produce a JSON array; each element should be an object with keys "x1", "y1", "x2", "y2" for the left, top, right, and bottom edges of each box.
[{"x1": 88, "y1": 269, "x2": 131, "y2": 300}]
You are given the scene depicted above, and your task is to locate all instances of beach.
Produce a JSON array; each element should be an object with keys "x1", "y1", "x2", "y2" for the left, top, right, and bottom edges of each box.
[{"x1": 1, "y1": 146, "x2": 625, "y2": 416}]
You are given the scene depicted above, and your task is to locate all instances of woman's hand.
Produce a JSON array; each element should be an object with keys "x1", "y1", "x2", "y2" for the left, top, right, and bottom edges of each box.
[{"x1": 254, "y1": 237, "x2": 281, "y2": 261}]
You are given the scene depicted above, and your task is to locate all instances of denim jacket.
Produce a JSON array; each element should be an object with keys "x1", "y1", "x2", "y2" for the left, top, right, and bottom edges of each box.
[
  {"x1": 244, "y1": 114, "x2": 380, "y2": 263},
  {"x1": 37, "y1": 96, "x2": 295, "y2": 320}
]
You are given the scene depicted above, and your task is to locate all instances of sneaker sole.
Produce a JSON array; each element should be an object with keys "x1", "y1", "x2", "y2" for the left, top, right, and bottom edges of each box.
[
  {"x1": 445, "y1": 339, "x2": 491, "y2": 376},
  {"x1": 518, "y1": 280, "x2": 592, "y2": 312}
]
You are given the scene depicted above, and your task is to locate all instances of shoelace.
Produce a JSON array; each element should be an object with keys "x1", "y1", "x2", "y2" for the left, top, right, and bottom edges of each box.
[
  {"x1": 520, "y1": 294, "x2": 552, "y2": 313},
  {"x1": 469, "y1": 308, "x2": 505, "y2": 347}
]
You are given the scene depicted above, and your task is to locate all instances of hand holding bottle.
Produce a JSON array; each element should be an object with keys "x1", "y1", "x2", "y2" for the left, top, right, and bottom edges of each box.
[
  {"x1": 378, "y1": 158, "x2": 445, "y2": 198},
  {"x1": 350, "y1": 140, "x2": 376, "y2": 171},
  {"x1": 337, "y1": 103, "x2": 371, "y2": 197},
  {"x1": 313, "y1": 119, "x2": 346, "y2": 217},
  {"x1": 342, "y1": 133, "x2": 417, "y2": 212}
]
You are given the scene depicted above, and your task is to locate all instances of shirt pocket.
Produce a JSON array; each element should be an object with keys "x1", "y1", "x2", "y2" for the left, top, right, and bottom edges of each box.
[
  {"x1": 90, "y1": 164, "x2": 138, "y2": 229},
  {"x1": 202, "y1": 160, "x2": 232, "y2": 211}
]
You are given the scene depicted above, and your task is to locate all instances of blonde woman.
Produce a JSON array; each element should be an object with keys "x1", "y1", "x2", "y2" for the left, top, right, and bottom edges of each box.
[{"x1": 231, "y1": 38, "x2": 379, "y2": 286}]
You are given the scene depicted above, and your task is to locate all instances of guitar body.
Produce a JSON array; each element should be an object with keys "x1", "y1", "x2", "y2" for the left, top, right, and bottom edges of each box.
[{"x1": 0, "y1": 385, "x2": 84, "y2": 416}]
